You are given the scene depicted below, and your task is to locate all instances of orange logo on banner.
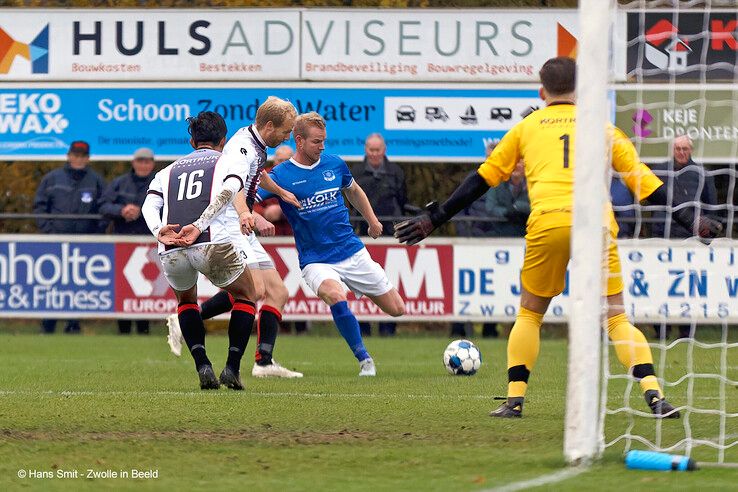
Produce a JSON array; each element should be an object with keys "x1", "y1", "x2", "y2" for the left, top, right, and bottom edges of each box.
[
  {"x1": 557, "y1": 23, "x2": 578, "y2": 59},
  {"x1": 0, "y1": 25, "x2": 49, "y2": 74}
]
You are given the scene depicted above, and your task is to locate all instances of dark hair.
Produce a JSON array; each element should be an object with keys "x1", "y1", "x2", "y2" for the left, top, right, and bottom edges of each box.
[
  {"x1": 539, "y1": 57, "x2": 576, "y2": 96},
  {"x1": 187, "y1": 111, "x2": 227, "y2": 146}
]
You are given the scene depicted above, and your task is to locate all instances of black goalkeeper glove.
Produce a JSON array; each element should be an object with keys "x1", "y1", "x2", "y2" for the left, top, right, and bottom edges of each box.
[
  {"x1": 394, "y1": 201, "x2": 445, "y2": 245},
  {"x1": 673, "y1": 208, "x2": 723, "y2": 238},
  {"x1": 696, "y1": 216, "x2": 723, "y2": 238}
]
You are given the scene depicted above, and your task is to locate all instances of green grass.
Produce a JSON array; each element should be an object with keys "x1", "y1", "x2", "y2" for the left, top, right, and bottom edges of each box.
[{"x1": 0, "y1": 333, "x2": 736, "y2": 491}]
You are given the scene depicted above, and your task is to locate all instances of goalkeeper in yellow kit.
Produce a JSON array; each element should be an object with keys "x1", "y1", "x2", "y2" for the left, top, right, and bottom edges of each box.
[{"x1": 395, "y1": 57, "x2": 721, "y2": 418}]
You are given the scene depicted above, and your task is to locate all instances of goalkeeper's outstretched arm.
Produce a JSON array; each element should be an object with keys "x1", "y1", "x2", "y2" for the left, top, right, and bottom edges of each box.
[
  {"x1": 394, "y1": 171, "x2": 490, "y2": 245},
  {"x1": 644, "y1": 184, "x2": 723, "y2": 238}
]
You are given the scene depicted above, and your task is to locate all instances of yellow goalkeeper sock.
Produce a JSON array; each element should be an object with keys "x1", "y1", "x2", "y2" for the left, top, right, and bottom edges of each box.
[
  {"x1": 507, "y1": 307, "x2": 544, "y2": 398},
  {"x1": 607, "y1": 313, "x2": 663, "y2": 397}
]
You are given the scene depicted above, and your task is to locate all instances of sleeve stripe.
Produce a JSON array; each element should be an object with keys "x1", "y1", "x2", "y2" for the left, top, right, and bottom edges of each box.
[
  {"x1": 224, "y1": 174, "x2": 244, "y2": 191},
  {"x1": 343, "y1": 177, "x2": 355, "y2": 189},
  {"x1": 147, "y1": 190, "x2": 163, "y2": 197}
]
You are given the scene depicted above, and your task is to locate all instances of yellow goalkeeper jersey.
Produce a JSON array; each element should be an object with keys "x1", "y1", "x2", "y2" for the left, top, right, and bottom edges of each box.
[{"x1": 477, "y1": 102, "x2": 663, "y2": 232}]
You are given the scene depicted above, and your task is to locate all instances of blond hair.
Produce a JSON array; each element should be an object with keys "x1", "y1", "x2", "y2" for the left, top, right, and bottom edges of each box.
[
  {"x1": 293, "y1": 112, "x2": 326, "y2": 138},
  {"x1": 255, "y1": 96, "x2": 297, "y2": 129}
]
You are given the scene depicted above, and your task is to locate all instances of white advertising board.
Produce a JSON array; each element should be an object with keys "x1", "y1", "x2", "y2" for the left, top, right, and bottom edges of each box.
[{"x1": 0, "y1": 9, "x2": 627, "y2": 82}]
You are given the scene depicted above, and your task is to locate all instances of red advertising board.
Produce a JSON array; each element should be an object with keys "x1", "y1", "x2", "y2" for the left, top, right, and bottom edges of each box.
[
  {"x1": 115, "y1": 242, "x2": 180, "y2": 314},
  {"x1": 114, "y1": 240, "x2": 453, "y2": 320}
]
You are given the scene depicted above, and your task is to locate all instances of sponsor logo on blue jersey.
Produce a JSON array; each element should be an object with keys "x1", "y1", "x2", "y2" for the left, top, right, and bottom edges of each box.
[{"x1": 300, "y1": 187, "x2": 340, "y2": 211}]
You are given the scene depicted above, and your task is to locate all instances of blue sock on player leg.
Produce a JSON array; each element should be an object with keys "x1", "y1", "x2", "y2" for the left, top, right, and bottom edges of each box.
[{"x1": 330, "y1": 301, "x2": 370, "y2": 361}]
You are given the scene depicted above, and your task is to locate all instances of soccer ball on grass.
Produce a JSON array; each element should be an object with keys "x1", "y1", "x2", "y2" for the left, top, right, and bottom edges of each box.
[{"x1": 443, "y1": 339, "x2": 482, "y2": 375}]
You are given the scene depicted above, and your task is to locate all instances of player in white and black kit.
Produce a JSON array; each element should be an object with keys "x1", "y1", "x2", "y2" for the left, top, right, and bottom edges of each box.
[
  {"x1": 142, "y1": 112, "x2": 259, "y2": 390},
  {"x1": 167, "y1": 97, "x2": 304, "y2": 379}
]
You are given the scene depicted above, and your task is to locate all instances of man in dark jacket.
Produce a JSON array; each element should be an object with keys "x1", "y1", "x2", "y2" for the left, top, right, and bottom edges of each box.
[
  {"x1": 100, "y1": 147, "x2": 156, "y2": 334},
  {"x1": 649, "y1": 135, "x2": 718, "y2": 238},
  {"x1": 352, "y1": 133, "x2": 408, "y2": 236},
  {"x1": 100, "y1": 147, "x2": 155, "y2": 236},
  {"x1": 33, "y1": 141, "x2": 107, "y2": 333},
  {"x1": 351, "y1": 133, "x2": 407, "y2": 337},
  {"x1": 34, "y1": 141, "x2": 107, "y2": 235},
  {"x1": 649, "y1": 135, "x2": 718, "y2": 340}
]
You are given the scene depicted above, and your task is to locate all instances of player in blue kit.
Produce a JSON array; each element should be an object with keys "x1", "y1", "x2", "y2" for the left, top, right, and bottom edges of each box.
[{"x1": 256, "y1": 112, "x2": 405, "y2": 376}]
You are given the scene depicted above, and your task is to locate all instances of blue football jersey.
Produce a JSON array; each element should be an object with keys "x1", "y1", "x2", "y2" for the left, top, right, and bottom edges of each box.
[{"x1": 257, "y1": 154, "x2": 365, "y2": 268}]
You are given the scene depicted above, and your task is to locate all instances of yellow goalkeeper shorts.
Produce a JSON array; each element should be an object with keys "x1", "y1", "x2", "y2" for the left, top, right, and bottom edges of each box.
[{"x1": 521, "y1": 225, "x2": 624, "y2": 298}]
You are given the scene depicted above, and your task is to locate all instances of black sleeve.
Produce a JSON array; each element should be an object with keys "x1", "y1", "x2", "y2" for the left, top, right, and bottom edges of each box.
[
  {"x1": 99, "y1": 179, "x2": 123, "y2": 218},
  {"x1": 429, "y1": 171, "x2": 490, "y2": 227},
  {"x1": 645, "y1": 183, "x2": 693, "y2": 232},
  {"x1": 703, "y1": 172, "x2": 718, "y2": 206},
  {"x1": 644, "y1": 183, "x2": 668, "y2": 206}
]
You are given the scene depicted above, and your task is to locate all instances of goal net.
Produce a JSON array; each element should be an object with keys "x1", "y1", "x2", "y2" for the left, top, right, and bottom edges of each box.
[{"x1": 567, "y1": 0, "x2": 738, "y2": 466}]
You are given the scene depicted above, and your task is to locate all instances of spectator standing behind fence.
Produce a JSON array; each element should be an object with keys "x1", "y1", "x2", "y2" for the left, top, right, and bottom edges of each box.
[
  {"x1": 253, "y1": 145, "x2": 307, "y2": 335},
  {"x1": 33, "y1": 140, "x2": 106, "y2": 334},
  {"x1": 352, "y1": 133, "x2": 408, "y2": 236},
  {"x1": 99, "y1": 147, "x2": 156, "y2": 335},
  {"x1": 648, "y1": 135, "x2": 718, "y2": 340},
  {"x1": 649, "y1": 135, "x2": 718, "y2": 238},
  {"x1": 351, "y1": 133, "x2": 407, "y2": 337}
]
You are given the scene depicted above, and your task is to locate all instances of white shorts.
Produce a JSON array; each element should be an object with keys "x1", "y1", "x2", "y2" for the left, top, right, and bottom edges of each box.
[
  {"x1": 160, "y1": 242, "x2": 246, "y2": 291},
  {"x1": 301, "y1": 247, "x2": 393, "y2": 298},
  {"x1": 231, "y1": 231, "x2": 275, "y2": 270}
]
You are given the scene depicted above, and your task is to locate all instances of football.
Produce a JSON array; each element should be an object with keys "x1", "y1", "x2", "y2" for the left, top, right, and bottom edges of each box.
[{"x1": 443, "y1": 339, "x2": 482, "y2": 375}]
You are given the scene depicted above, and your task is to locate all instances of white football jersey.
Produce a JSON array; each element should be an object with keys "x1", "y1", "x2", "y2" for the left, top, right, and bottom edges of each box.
[
  {"x1": 222, "y1": 124, "x2": 268, "y2": 205},
  {"x1": 220, "y1": 124, "x2": 269, "y2": 242},
  {"x1": 147, "y1": 148, "x2": 246, "y2": 252}
]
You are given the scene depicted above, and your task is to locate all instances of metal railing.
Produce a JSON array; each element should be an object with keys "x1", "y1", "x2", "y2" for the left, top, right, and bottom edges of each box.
[
  {"x1": 0, "y1": 212, "x2": 506, "y2": 223},
  {"x1": 0, "y1": 212, "x2": 690, "y2": 229},
  {"x1": 0, "y1": 213, "x2": 105, "y2": 220}
]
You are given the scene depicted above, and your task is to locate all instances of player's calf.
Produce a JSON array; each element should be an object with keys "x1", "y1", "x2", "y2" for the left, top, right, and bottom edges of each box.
[
  {"x1": 371, "y1": 288, "x2": 405, "y2": 317},
  {"x1": 255, "y1": 305, "x2": 282, "y2": 367},
  {"x1": 177, "y1": 302, "x2": 213, "y2": 370},
  {"x1": 223, "y1": 299, "x2": 256, "y2": 376}
]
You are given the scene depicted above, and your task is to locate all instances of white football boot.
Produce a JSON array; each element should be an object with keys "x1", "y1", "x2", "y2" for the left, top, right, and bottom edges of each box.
[
  {"x1": 166, "y1": 313, "x2": 183, "y2": 357},
  {"x1": 358, "y1": 358, "x2": 376, "y2": 377},
  {"x1": 251, "y1": 360, "x2": 303, "y2": 378}
]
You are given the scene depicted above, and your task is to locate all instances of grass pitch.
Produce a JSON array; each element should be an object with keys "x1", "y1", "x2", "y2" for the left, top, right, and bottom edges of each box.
[{"x1": 0, "y1": 332, "x2": 736, "y2": 491}]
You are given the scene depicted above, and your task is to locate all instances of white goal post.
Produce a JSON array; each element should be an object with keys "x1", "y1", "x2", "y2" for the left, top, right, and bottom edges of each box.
[{"x1": 564, "y1": 0, "x2": 613, "y2": 465}]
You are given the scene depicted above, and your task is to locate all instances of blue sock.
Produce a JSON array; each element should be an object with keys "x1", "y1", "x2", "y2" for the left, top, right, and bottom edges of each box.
[{"x1": 330, "y1": 301, "x2": 370, "y2": 361}]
